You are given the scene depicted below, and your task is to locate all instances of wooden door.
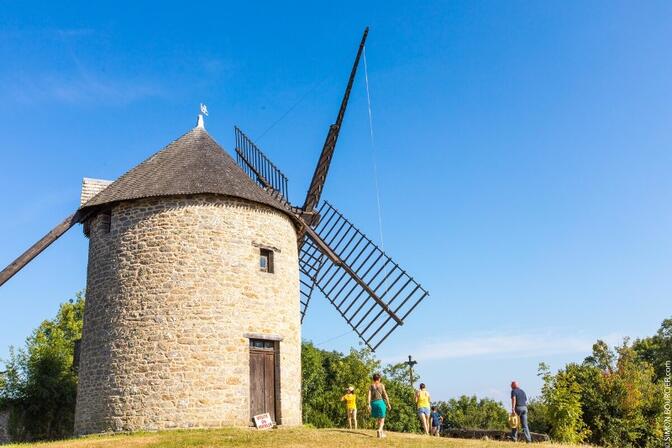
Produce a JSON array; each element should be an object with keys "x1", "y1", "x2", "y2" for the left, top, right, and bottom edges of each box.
[{"x1": 249, "y1": 339, "x2": 277, "y2": 423}]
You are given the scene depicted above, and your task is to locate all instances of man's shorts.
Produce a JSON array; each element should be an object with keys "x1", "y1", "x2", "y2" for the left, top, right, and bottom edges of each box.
[{"x1": 417, "y1": 407, "x2": 430, "y2": 417}]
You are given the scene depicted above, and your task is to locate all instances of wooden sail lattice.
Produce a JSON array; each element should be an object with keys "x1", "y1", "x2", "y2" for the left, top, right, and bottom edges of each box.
[
  {"x1": 299, "y1": 201, "x2": 429, "y2": 351},
  {"x1": 235, "y1": 127, "x2": 289, "y2": 201},
  {"x1": 300, "y1": 268, "x2": 320, "y2": 324}
]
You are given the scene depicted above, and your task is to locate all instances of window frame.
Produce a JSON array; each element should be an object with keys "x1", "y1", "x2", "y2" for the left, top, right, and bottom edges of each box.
[
  {"x1": 249, "y1": 338, "x2": 276, "y2": 351},
  {"x1": 259, "y1": 248, "x2": 274, "y2": 273}
]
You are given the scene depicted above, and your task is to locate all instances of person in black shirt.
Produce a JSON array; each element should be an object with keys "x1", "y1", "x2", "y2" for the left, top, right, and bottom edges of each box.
[{"x1": 510, "y1": 381, "x2": 531, "y2": 443}]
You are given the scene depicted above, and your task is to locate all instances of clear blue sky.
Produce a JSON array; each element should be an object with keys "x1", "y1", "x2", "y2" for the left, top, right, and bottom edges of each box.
[{"x1": 1, "y1": 1, "x2": 670, "y2": 404}]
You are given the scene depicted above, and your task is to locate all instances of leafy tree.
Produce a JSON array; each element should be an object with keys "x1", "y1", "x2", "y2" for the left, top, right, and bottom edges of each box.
[
  {"x1": 538, "y1": 362, "x2": 590, "y2": 444},
  {"x1": 0, "y1": 293, "x2": 84, "y2": 441},
  {"x1": 527, "y1": 397, "x2": 552, "y2": 435},
  {"x1": 580, "y1": 342, "x2": 663, "y2": 448},
  {"x1": 301, "y1": 342, "x2": 380, "y2": 429},
  {"x1": 381, "y1": 362, "x2": 420, "y2": 433},
  {"x1": 633, "y1": 317, "x2": 672, "y2": 382},
  {"x1": 584, "y1": 340, "x2": 615, "y2": 373},
  {"x1": 436, "y1": 395, "x2": 508, "y2": 430},
  {"x1": 539, "y1": 337, "x2": 665, "y2": 448}
]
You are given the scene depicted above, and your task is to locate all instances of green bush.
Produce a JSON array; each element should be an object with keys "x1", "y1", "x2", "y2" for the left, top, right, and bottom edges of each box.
[
  {"x1": 380, "y1": 363, "x2": 420, "y2": 433},
  {"x1": 633, "y1": 318, "x2": 672, "y2": 383},
  {"x1": 0, "y1": 293, "x2": 84, "y2": 441},
  {"x1": 527, "y1": 397, "x2": 552, "y2": 435},
  {"x1": 537, "y1": 318, "x2": 669, "y2": 448},
  {"x1": 538, "y1": 362, "x2": 590, "y2": 443},
  {"x1": 436, "y1": 395, "x2": 508, "y2": 430}
]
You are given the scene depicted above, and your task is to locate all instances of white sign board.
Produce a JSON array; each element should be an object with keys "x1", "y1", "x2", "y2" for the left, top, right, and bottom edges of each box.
[{"x1": 253, "y1": 412, "x2": 273, "y2": 430}]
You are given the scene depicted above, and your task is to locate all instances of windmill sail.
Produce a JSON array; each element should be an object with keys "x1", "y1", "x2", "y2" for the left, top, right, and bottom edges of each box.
[
  {"x1": 299, "y1": 201, "x2": 429, "y2": 351},
  {"x1": 235, "y1": 127, "x2": 289, "y2": 201},
  {"x1": 0, "y1": 211, "x2": 86, "y2": 287},
  {"x1": 300, "y1": 269, "x2": 319, "y2": 323},
  {"x1": 302, "y1": 27, "x2": 368, "y2": 215}
]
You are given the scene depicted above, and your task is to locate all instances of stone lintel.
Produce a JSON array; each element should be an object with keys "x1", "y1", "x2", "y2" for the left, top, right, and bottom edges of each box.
[
  {"x1": 243, "y1": 333, "x2": 284, "y2": 341},
  {"x1": 251, "y1": 241, "x2": 282, "y2": 253}
]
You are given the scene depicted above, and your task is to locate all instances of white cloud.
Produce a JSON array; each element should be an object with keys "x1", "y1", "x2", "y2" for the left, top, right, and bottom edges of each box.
[
  {"x1": 386, "y1": 330, "x2": 623, "y2": 363},
  {"x1": 55, "y1": 28, "x2": 95, "y2": 39},
  {"x1": 1, "y1": 29, "x2": 162, "y2": 106},
  {"x1": 5, "y1": 71, "x2": 161, "y2": 106}
]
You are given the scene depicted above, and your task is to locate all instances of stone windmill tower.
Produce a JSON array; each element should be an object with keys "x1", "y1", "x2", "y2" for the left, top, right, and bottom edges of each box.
[{"x1": 0, "y1": 29, "x2": 428, "y2": 435}]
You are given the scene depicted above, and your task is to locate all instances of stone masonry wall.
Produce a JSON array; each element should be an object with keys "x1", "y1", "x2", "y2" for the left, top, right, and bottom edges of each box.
[
  {"x1": 74, "y1": 195, "x2": 301, "y2": 435},
  {"x1": 0, "y1": 410, "x2": 9, "y2": 444}
]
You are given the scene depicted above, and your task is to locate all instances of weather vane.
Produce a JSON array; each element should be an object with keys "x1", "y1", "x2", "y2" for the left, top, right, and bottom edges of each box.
[{"x1": 197, "y1": 103, "x2": 208, "y2": 128}]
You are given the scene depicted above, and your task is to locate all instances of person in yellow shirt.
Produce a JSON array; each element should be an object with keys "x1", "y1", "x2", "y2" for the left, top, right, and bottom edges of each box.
[
  {"x1": 341, "y1": 386, "x2": 358, "y2": 429},
  {"x1": 415, "y1": 383, "x2": 431, "y2": 435}
]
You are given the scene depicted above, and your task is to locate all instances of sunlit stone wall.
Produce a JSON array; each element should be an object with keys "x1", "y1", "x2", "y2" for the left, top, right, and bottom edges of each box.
[{"x1": 74, "y1": 194, "x2": 301, "y2": 435}]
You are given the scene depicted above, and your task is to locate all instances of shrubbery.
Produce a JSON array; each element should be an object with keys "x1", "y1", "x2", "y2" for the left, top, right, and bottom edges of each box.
[
  {"x1": 435, "y1": 395, "x2": 509, "y2": 430},
  {"x1": 0, "y1": 293, "x2": 84, "y2": 441},
  {"x1": 532, "y1": 319, "x2": 669, "y2": 447}
]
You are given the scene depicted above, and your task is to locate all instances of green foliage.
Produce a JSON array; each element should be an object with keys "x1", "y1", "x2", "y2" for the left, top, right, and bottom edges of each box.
[
  {"x1": 538, "y1": 362, "x2": 590, "y2": 443},
  {"x1": 301, "y1": 342, "x2": 380, "y2": 429},
  {"x1": 381, "y1": 363, "x2": 420, "y2": 433},
  {"x1": 526, "y1": 397, "x2": 552, "y2": 435},
  {"x1": 436, "y1": 395, "x2": 508, "y2": 430},
  {"x1": 633, "y1": 317, "x2": 672, "y2": 382},
  {"x1": 0, "y1": 293, "x2": 84, "y2": 441},
  {"x1": 538, "y1": 331, "x2": 666, "y2": 448},
  {"x1": 301, "y1": 342, "x2": 421, "y2": 433},
  {"x1": 580, "y1": 342, "x2": 663, "y2": 448}
]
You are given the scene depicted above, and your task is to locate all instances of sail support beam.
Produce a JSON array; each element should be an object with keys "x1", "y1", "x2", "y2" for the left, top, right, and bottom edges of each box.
[{"x1": 0, "y1": 210, "x2": 89, "y2": 287}]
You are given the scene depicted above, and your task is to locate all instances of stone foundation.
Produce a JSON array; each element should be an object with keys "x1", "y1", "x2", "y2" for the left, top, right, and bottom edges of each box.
[{"x1": 0, "y1": 410, "x2": 9, "y2": 444}]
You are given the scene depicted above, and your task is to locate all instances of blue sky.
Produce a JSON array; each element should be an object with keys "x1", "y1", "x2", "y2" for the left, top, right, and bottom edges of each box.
[{"x1": 1, "y1": 1, "x2": 670, "y2": 404}]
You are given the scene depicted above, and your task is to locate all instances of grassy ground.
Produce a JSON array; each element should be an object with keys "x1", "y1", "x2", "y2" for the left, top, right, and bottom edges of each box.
[{"x1": 5, "y1": 427, "x2": 584, "y2": 448}]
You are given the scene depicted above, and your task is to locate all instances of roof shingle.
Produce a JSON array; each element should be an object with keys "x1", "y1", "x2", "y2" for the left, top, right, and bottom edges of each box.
[{"x1": 80, "y1": 127, "x2": 289, "y2": 215}]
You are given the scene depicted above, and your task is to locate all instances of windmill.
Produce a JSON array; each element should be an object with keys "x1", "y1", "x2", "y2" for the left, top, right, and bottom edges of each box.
[
  {"x1": 0, "y1": 28, "x2": 430, "y2": 434},
  {"x1": 0, "y1": 27, "x2": 428, "y2": 355}
]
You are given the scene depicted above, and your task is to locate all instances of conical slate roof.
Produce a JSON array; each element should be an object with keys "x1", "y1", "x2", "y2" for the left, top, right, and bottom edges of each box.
[{"x1": 80, "y1": 126, "x2": 288, "y2": 215}]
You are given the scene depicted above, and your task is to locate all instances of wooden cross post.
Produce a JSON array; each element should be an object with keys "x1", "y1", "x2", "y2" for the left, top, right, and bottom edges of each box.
[{"x1": 404, "y1": 355, "x2": 417, "y2": 388}]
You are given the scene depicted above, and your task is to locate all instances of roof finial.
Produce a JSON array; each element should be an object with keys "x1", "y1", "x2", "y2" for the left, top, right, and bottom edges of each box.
[{"x1": 197, "y1": 103, "x2": 208, "y2": 129}]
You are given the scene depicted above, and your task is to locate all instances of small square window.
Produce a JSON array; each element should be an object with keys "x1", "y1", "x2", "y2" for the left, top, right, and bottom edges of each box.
[
  {"x1": 100, "y1": 210, "x2": 112, "y2": 234},
  {"x1": 260, "y1": 248, "x2": 274, "y2": 273}
]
